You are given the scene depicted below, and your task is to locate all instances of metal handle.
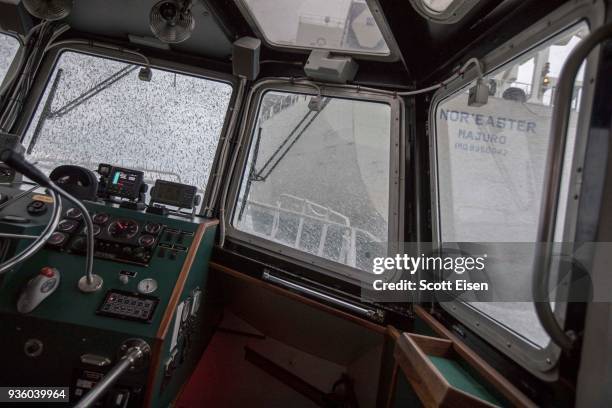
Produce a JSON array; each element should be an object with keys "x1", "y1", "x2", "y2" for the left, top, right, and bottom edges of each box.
[
  {"x1": 74, "y1": 339, "x2": 150, "y2": 408},
  {"x1": 262, "y1": 270, "x2": 383, "y2": 321},
  {"x1": 533, "y1": 22, "x2": 612, "y2": 351}
]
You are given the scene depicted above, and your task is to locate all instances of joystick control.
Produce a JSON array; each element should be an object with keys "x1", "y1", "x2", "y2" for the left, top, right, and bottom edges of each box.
[{"x1": 17, "y1": 267, "x2": 60, "y2": 313}]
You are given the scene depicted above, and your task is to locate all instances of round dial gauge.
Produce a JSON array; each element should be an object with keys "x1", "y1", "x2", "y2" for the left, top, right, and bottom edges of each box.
[
  {"x1": 138, "y1": 234, "x2": 155, "y2": 248},
  {"x1": 144, "y1": 223, "x2": 162, "y2": 234},
  {"x1": 137, "y1": 278, "x2": 158, "y2": 294},
  {"x1": 93, "y1": 213, "x2": 110, "y2": 225},
  {"x1": 83, "y1": 224, "x2": 101, "y2": 236},
  {"x1": 48, "y1": 231, "x2": 68, "y2": 246},
  {"x1": 107, "y1": 219, "x2": 139, "y2": 239},
  {"x1": 58, "y1": 219, "x2": 79, "y2": 233},
  {"x1": 65, "y1": 207, "x2": 83, "y2": 219}
]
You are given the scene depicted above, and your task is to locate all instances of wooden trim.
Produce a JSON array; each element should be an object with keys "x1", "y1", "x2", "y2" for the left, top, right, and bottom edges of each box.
[
  {"x1": 211, "y1": 262, "x2": 387, "y2": 334},
  {"x1": 145, "y1": 219, "x2": 219, "y2": 407},
  {"x1": 156, "y1": 219, "x2": 219, "y2": 340},
  {"x1": 396, "y1": 333, "x2": 497, "y2": 408},
  {"x1": 387, "y1": 325, "x2": 401, "y2": 341},
  {"x1": 414, "y1": 306, "x2": 536, "y2": 408}
]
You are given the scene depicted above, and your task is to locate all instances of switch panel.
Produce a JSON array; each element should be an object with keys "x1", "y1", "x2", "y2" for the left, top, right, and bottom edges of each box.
[{"x1": 97, "y1": 290, "x2": 159, "y2": 323}]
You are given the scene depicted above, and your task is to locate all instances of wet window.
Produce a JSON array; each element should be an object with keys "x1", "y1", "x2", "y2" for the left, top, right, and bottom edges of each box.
[
  {"x1": 237, "y1": 0, "x2": 390, "y2": 56},
  {"x1": 233, "y1": 91, "x2": 391, "y2": 272},
  {"x1": 433, "y1": 23, "x2": 589, "y2": 348},
  {"x1": 0, "y1": 33, "x2": 20, "y2": 84},
  {"x1": 22, "y1": 51, "x2": 232, "y2": 191}
]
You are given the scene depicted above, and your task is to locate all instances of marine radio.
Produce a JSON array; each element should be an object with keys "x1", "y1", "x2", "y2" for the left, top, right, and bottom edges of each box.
[{"x1": 98, "y1": 164, "x2": 146, "y2": 201}]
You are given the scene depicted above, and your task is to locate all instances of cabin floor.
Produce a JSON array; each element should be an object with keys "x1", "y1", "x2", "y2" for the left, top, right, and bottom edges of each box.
[{"x1": 176, "y1": 310, "x2": 382, "y2": 407}]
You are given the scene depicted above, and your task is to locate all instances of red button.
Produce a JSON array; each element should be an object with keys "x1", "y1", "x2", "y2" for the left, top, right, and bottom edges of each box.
[{"x1": 40, "y1": 267, "x2": 55, "y2": 277}]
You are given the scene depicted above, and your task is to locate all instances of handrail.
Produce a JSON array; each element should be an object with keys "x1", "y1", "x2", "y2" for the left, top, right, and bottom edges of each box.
[{"x1": 533, "y1": 22, "x2": 612, "y2": 351}]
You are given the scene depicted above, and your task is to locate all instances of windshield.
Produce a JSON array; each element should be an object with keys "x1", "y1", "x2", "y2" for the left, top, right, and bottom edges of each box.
[
  {"x1": 0, "y1": 33, "x2": 20, "y2": 84},
  {"x1": 233, "y1": 90, "x2": 391, "y2": 274},
  {"x1": 434, "y1": 23, "x2": 589, "y2": 349},
  {"x1": 23, "y1": 51, "x2": 232, "y2": 191}
]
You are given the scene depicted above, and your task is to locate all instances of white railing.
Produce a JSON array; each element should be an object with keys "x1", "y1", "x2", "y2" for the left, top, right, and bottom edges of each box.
[{"x1": 240, "y1": 194, "x2": 381, "y2": 268}]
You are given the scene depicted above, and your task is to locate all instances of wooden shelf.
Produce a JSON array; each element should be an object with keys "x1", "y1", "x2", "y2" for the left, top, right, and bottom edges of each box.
[{"x1": 394, "y1": 332, "x2": 503, "y2": 407}]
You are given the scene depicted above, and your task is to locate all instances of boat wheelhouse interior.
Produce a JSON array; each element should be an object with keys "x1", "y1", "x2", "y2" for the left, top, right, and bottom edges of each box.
[{"x1": 0, "y1": 0, "x2": 611, "y2": 406}]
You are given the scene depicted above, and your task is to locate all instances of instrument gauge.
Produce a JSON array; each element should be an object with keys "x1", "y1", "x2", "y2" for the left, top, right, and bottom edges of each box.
[
  {"x1": 57, "y1": 219, "x2": 79, "y2": 233},
  {"x1": 48, "y1": 231, "x2": 68, "y2": 246},
  {"x1": 137, "y1": 278, "x2": 158, "y2": 294},
  {"x1": 65, "y1": 207, "x2": 83, "y2": 219},
  {"x1": 144, "y1": 223, "x2": 162, "y2": 234},
  {"x1": 107, "y1": 219, "x2": 139, "y2": 239},
  {"x1": 93, "y1": 213, "x2": 110, "y2": 225},
  {"x1": 138, "y1": 234, "x2": 156, "y2": 248},
  {"x1": 83, "y1": 224, "x2": 101, "y2": 237}
]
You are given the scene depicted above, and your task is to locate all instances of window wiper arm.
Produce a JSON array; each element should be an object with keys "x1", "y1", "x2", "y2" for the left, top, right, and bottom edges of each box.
[
  {"x1": 27, "y1": 65, "x2": 137, "y2": 154},
  {"x1": 253, "y1": 97, "x2": 330, "y2": 182},
  {"x1": 238, "y1": 97, "x2": 330, "y2": 221},
  {"x1": 47, "y1": 65, "x2": 137, "y2": 119},
  {"x1": 26, "y1": 68, "x2": 63, "y2": 154},
  {"x1": 238, "y1": 126, "x2": 263, "y2": 221}
]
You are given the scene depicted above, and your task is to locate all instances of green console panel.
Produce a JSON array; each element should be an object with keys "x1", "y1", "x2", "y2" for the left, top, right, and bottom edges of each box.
[{"x1": 0, "y1": 185, "x2": 219, "y2": 407}]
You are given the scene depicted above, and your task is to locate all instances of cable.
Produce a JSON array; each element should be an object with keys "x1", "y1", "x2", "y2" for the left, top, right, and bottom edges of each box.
[{"x1": 351, "y1": 57, "x2": 484, "y2": 96}]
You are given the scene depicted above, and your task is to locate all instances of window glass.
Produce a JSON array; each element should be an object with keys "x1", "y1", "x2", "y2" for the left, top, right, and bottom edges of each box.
[
  {"x1": 22, "y1": 51, "x2": 232, "y2": 192},
  {"x1": 434, "y1": 24, "x2": 588, "y2": 348},
  {"x1": 233, "y1": 91, "x2": 391, "y2": 273},
  {"x1": 239, "y1": 0, "x2": 390, "y2": 56},
  {"x1": 0, "y1": 33, "x2": 20, "y2": 84},
  {"x1": 422, "y1": 0, "x2": 454, "y2": 13}
]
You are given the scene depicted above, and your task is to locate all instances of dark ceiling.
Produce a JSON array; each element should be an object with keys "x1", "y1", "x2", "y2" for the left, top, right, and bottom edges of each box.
[{"x1": 30, "y1": 0, "x2": 572, "y2": 88}]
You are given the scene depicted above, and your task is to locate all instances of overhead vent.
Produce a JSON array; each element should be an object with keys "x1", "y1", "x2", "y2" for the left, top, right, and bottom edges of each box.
[
  {"x1": 23, "y1": 0, "x2": 72, "y2": 21},
  {"x1": 149, "y1": 0, "x2": 195, "y2": 44}
]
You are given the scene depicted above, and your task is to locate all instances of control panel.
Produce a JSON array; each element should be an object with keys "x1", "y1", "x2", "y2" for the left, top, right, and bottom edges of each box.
[
  {"x1": 97, "y1": 289, "x2": 159, "y2": 323},
  {"x1": 46, "y1": 207, "x2": 165, "y2": 266},
  {"x1": 0, "y1": 173, "x2": 218, "y2": 407}
]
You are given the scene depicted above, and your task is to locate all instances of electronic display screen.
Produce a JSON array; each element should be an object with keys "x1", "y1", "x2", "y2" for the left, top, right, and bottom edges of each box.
[
  {"x1": 151, "y1": 180, "x2": 197, "y2": 209},
  {"x1": 105, "y1": 167, "x2": 144, "y2": 200}
]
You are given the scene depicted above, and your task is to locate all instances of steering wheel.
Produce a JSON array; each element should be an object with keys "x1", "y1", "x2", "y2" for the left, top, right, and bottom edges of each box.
[
  {"x1": 0, "y1": 155, "x2": 101, "y2": 292},
  {"x1": 0, "y1": 185, "x2": 62, "y2": 274}
]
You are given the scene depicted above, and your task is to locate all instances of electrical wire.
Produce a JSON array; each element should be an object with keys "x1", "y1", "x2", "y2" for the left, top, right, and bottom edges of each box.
[{"x1": 351, "y1": 57, "x2": 484, "y2": 96}]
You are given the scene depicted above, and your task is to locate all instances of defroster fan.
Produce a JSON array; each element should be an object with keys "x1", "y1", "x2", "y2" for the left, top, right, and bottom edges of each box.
[
  {"x1": 22, "y1": 0, "x2": 73, "y2": 21},
  {"x1": 149, "y1": 0, "x2": 195, "y2": 44}
]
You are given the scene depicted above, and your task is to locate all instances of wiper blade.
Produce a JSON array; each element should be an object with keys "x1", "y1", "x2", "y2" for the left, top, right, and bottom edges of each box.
[
  {"x1": 253, "y1": 97, "x2": 331, "y2": 182},
  {"x1": 27, "y1": 65, "x2": 137, "y2": 154}
]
